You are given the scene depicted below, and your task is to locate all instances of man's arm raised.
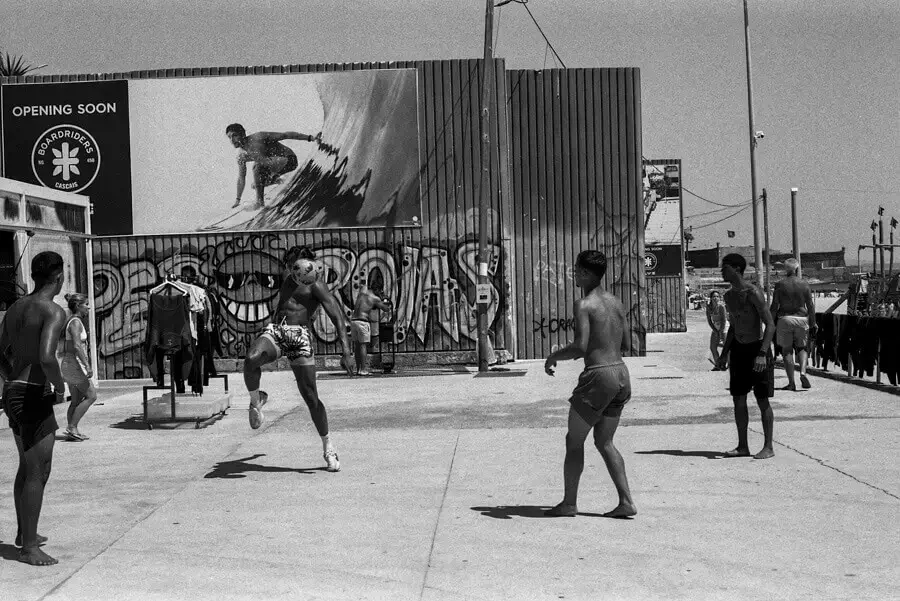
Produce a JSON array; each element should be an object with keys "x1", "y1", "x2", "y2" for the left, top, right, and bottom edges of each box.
[
  {"x1": 266, "y1": 131, "x2": 321, "y2": 143},
  {"x1": 313, "y1": 282, "x2": 353, "y2": 376}
]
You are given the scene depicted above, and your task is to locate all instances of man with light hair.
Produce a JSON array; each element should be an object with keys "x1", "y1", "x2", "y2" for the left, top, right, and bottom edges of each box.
[{"x1": 770, "y1": 257, "x2": 817, "y2": 391}]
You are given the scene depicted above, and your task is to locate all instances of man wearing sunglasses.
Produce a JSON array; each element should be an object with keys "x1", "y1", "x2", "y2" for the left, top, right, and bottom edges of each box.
[{"x1": 242, "y1": 245, "x2": 352, "y2": 472}]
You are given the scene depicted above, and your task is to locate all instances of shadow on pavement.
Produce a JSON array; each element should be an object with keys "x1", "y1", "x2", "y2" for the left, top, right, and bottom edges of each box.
[
  {"x1": 635, "y1": 449, "x2": 726, "y2": 459},
  {"x1": 0, "y1": 542, "x2": 21, "y2": 561},
  {"x1": 471, "y1": 505, "x2": 614, "y2": 519},
  {"x1": 109, "y1": 415, "x2": 149, "y2": 430},
  {"x1": 204, "y1": 454, "x2": 326, "y2": 479}
]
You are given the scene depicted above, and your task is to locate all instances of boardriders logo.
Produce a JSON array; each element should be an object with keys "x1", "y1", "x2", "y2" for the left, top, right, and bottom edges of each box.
[{"x1": 31, "y1": 124, "x2": 101, "y2": 192}]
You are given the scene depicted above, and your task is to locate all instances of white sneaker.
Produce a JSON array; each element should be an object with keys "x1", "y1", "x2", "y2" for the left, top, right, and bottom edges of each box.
[
  {"x1": 249, "y1": 391, "x2": 268, "y2": 429},
  {"x1": 324, "y1": 449, "x2": 341, "y2": 472}
]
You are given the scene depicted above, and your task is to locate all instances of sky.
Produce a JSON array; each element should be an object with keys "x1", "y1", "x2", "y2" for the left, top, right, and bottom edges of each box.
[{"x1": 1, "y1": 0, "x2": 897, "y2": 256}]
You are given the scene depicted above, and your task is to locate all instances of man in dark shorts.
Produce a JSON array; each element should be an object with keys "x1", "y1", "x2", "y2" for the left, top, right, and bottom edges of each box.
[
  {"x1": 226, "y1": 123, "x2": 321, "y2": 210},
  {"x1": 716, "y1": 253, "x2": 776, "y2": 459},
  {"x1": 543, "y1": 250, "x2": 636, "y2": 518},
  {"x1": 242, "y1": 246, "x2": 353, "y2": 472},
  {"x1": 770, "y1": 258, "x2": 817, "y2": 391},
  {"x1": 349, "y1": 281, "x2": 392, "y2": 376},
  {"x1": 0, "y1": 251, "x2": 69, "y2": 565}
]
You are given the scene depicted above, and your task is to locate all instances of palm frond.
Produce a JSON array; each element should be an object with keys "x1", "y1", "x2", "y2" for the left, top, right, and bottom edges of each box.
[{"x1": 0, "y1": 51, "x2": 47, "y2": 77}]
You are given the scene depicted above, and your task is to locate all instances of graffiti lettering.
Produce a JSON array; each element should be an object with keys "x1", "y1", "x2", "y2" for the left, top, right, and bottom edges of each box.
[
  {"x1": 92, "y1": 235, "x2": 504, "y2": 377},
  {"x1": 532, "y1": 316, "x2": 577, "y2": 339}
]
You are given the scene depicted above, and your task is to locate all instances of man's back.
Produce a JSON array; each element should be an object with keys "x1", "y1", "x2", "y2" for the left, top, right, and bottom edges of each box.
[
  {"x1": 582, "y1": 289, "x2": 626, "y2": 367},
  {"x1": 3, "y1": 296, "x2": 64, "y2": 381},
  {"x1": 725, "y1": 284, "x2": 764, "y2": 343},
  {"x1": 773, "y1": 276, "x2": 811, "y2": 317},
  {"x1": 351, "y1": 290, "x2": 380, "y2": 320}
]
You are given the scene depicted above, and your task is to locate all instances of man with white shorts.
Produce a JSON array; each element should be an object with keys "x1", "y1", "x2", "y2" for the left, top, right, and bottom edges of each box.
[{"x1": 770, "y1": 258, "x2": 817, "y2": 391}]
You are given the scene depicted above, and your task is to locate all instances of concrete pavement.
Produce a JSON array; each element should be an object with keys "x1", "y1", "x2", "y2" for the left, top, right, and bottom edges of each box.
[{"x1": 1, "y1": 311, "x2": 897, "y2": 600}]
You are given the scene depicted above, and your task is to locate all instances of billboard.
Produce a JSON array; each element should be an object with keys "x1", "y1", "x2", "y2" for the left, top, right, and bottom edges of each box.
[
  {"x1": 0, "y1": 80, "x2": 132, "y2": 236},
  {"x1": 1, "y1": 69, "x2": 422, "y2": 235},
  {"x1": 642, "y1": 160, "x2": 683, "y2": 276}
]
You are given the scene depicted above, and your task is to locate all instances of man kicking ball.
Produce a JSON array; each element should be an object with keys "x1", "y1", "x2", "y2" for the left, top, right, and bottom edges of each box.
[
  {"x1": 226, "y1": 123, "x2": 321, "y2": 210},
  {"x1": 242, "y1": 245, "x2": 353, "y2": 472},
  {"x1": 543, "y1": 250, "x2": 637, "y2": 518}
]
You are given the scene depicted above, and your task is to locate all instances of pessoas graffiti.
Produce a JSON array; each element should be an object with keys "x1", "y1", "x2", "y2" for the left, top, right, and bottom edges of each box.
[{"x1": 92, "y1": 234, "x2": 503, "y2": 378}]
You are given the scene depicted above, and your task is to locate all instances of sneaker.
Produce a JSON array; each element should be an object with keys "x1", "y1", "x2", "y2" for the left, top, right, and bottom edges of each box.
[
  {"x1": 324, "y1": 449, "x2": 341, "y2": 472},
  {"x1": 779, "y1": 383, "x2": 797, "y2": 392},
  {"x1": 799, "y1": 374, "x2": 811, "y2": 389},
  {"x1": 248, "y1": 391, "x2": 268, "y2": 429}
]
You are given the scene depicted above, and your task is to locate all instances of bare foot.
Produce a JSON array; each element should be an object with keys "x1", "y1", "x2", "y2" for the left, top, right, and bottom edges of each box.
[
  {"x1": 754, "y1": 447, "x2": 775, "y2": 460},
  {"x1": 544, "y1": 502, "x2": 578, "y2": 517},
  {"x1": 15, "y1": 533, "x2": 48, "y2": 547},
  {"x1": 723, "y1": 447, "x2": 751, "y2": 458},
  {"x1": 603, "y1": 503, "x2": 637, "y2": 519},
  {"x1": 18, "y1": 546, "x2": 58, "y2": 566}
]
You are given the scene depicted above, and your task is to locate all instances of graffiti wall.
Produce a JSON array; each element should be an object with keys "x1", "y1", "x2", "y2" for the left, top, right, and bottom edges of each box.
[{"x1": 93, "y1": 231, "x2": 505, "y2": 379}]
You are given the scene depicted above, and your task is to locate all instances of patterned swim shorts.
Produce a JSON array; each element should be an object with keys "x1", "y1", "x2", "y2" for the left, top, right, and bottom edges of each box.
[{"x1": 260, "y1": 322, "x2": 313, "y2": 364}]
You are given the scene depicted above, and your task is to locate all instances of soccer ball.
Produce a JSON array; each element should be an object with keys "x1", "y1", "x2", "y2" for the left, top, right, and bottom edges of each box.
[{"x1": 293, "y1": 259, "x2": 321, "y2": 285}]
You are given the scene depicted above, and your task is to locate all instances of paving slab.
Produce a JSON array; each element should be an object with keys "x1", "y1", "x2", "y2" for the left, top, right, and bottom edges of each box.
[{"x1": 0, "y1": 312, "x2": 896, "y2": 601}]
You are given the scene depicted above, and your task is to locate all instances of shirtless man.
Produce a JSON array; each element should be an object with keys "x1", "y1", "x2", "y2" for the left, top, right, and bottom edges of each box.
[
  {"x1": 349, "y1": 282, "x2": 392, "y2": 376},
  {"x1": 242, "y1": 245, "x2": 352, "y2": 472},
  {"x1": 715, "y1": 253, "x2": 776, "y2": 459},
  {"x1": 770, "y1": 258, "x2": 817, "y2": 391},
  {"x1": 226, "y1": 123, "x2": 321, "y2": 210},
  {"x1": 0, "y1": 251, "x2": 68, "y2": 565},
  {"x1": 543, "y1": 250, "x2": 636, "y2": 518}
]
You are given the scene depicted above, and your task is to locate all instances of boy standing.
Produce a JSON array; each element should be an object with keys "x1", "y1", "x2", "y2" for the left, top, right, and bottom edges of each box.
[
  {"x1": 543, "y1": 250, "x2": 636, "y2": 518},
  {"x1": 716, "y1": 253, "x2": 776, "y2": 459}
]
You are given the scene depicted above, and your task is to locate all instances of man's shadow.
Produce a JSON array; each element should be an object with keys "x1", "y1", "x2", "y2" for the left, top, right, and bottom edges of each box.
[
  {"x1": 635, "y1": 449, "x2": 726, "y2": 459},
  {"x1": 204, "y1": 454, "x2": 326, "y2": 479},
  {"x1": 471, "y1": 506, "x2": 623, "y2": 520},
  {"x1": 0, "y1": 541, "x2": 21, "y2": 562}
]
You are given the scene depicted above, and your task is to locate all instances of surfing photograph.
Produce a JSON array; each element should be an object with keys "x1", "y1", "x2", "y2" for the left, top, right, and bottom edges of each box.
[{"x1": 128, "y1": 69, "x2": 422, "y2": 234}]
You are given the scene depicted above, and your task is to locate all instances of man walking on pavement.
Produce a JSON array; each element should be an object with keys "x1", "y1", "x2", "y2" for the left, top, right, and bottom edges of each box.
[{"x1": 769, "y1": 258, "x2": 817, "y2": 391}]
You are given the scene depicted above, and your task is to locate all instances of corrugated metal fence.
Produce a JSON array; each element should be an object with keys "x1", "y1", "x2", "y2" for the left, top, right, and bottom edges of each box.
[{"x1": 506, "y1": 68, "x2": 646, "y2": 359}]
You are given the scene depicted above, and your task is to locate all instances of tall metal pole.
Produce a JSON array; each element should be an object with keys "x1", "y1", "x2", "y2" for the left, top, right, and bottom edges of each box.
[
  {"x1": 477, "y1": 0, "x2": 495, "y2": 372},
  {"x1": 762, "y1": 188, "x2": 771, "y2": 298},
  {"x1": 790, "y1": 187, "x2": 800, "y2": 277},
  {"x1": 878, "y1": 209, "x2": 884, "y2": 277},
  {"x1": 743, "y1": 0, "x2": 764, "y2": 291}
]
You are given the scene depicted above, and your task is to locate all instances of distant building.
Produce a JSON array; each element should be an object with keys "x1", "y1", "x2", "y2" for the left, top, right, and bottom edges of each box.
[{"x1": 686, "y1": 246, "x2": 848, "y2": 291}]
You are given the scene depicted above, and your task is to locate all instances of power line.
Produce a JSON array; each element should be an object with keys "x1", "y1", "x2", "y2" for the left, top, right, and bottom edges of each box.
[
  {"x1": 642, "y1": 157, "x2": 750, "y2": 208},
  {"x1": 691, "y1": 204, "x2": 751, "y2": 230},
  {"x1": 685, "y1": 203, "x2": 752, "y2": 219},
  {"x1": 497, "y1": 0, "x2": 567, "y2": 68}
]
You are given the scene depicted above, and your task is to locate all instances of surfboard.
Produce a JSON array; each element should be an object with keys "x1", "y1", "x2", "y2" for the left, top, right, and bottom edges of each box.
[{"x1": 200, "y1": 202, "x2": 267, "y2": 231}]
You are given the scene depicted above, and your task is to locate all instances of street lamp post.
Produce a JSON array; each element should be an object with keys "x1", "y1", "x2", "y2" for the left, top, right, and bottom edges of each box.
[{"x1": 743, "y1": 0, "x2": 764, "y2": 292}]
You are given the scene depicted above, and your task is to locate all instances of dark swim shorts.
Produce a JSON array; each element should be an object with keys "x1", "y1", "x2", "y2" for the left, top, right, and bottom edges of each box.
[
  {"x1": 259, "y1": 153, "x2": 298, "y2": 185},
  {"x1": 728, "y1": 339, "x2": 775, "y2": 398},
  {"x1": 2, "y1": 380, "x2": 58, "y2": 451},
  {"x1": 568, "y1": 362, "x2": 632, "y2": 425}
]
